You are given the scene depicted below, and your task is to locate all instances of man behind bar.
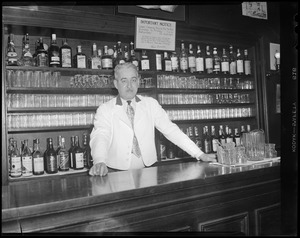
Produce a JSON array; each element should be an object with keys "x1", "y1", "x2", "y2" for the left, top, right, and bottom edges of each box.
[{"x1": 89, "y1": 62, "x2": 216, "y2": 176}]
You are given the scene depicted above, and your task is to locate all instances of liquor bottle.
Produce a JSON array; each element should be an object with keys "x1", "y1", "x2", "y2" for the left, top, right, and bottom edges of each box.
[
  {"x1": 221, "y1": 48, "x2": 229, "y2": 74},
  {"x1": 115, "y1": 41, "x2": 125, "y2": 65},
  {"x1": 10, "y1": 140, "x2": 22, "y2": 177},
  {"x1": 194, "y1": 126, "x2": 202, "y2": 151},
  {"x1": 219, "y1": 125, "x2": 226, "y2": 145},
  {"x1": 236, "y1": 48, "x2": 244, "y2": 75},
  {"x1": 202, "y1": 126, "x2": 212, "y2": 153},
  {"x1": 124, "y1": 45, "x2": 130, "y2": 63},
  {"x1": 205, "y1": 45, "x2": 213, "y2": 74},
  {"x1": 244, "y1": 49, "x2": 251, "y2": 75},
  {"x1": 246, "y1": 124, "x2": 251, "y2": 132},
  {"x1": 36, "y1": 37, "x2": 48, "y2": 67},
  {"x1": 74, "y1": 45, "x2": 87, "y2": 69},
  {"x1": 73, "y1": 135, "x2": 84, "y2": 170},
  {"x1": 226, "y1": 127, "x2": 234, "y2": 143},
  {"x1": 155, "y1": 51, "x2": 162, "y2": 71},
  {"x1": 32, "y1": 138, "x2": 44, "y2": 175},
  {"x1": 101, "y1": 45, "x2": 113, "y2": 70},
  {"x1": 32, "y1": 39, "x2": 39, "y2": 67},
  {"x1": 20, "y1": 33, "x2": 34, "y2": 66},
  {"x1": 211, "y1": 125, "x2": 219, "y2": 153},
  {"x1": 195, "y1": 45, "x2": 204, "y2": 74},
  {"x1": 69, "y1": 136, "x2": 75, "y2": 169},
  {"x1": 82, "y1": 133, "x2": 92, "y2": 168},
  {"x1": 188, "y1": 43, "x2": 196, "y2": 73},
  {"x1": 21, "y1": 139, "x2": 33, "y2": 177},
  {"x1": 170, "y1": 51, "x2": 179, "y2": 72},
  {"x1": 166, "y1": 140, "x2": 176, "y2": 159},
  {"x1": 234, "y1": 128, "x2": 241, "y2": 146},
  {"x1": 179, "y1": 41, "x2": 188, "y2": 73},
  {"x1": 60, "y1": 38, "x2": 72, "y2": 68},
  {"x1": 112, "y1": 44, "x2": 117, "y2": 67},
  {"x1": 140, "y1": 50, "x2": 150, "y2": 71},
  {"x1": 212, "y1": 47, "x2": 221, "y2": 74},
  {"x1": 55, "y1": 135, "x2": 62, "y2": 169},
  {"x1": 159, "y1": 133, "x2": 167, "y2": 160},
  {"x1": 162, "y1": 52, "x2": 172, "y2": 72},
  {"x1": 229, "y1": 45, "x2": 237, "y2": 75},
  {"x1": 58, "y1": 137, "x2": 69, "y2": 171},
  {"x1": 90, "y1": 43, "x2": 101, "y2": 69},
  {"x1": 6, "y1": 34, "x2": 18, "y2": 66},
  {"x1": 8, "y1": 138, "x2": 14, "y2": 172},
  {"x1": 45, "y1": 138, "x2": 58, "y2": 174},
  {"x1": 48, "y1": 34, "x2": 60, "y2": 67},
  {"x1": 240, "y1": 125, "x2": 246, "y2": 145},
  {"x1": 129, "y1": 42, "x2": 139, "y2": 69}
]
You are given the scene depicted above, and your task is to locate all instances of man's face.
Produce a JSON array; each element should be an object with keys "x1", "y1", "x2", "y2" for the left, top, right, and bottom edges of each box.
[{"x1": 113, "y1": 67, "x2": 140, "y2": 100}]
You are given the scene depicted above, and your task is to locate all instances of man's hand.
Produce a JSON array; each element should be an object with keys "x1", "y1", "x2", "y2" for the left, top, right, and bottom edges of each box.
[
  {"x1": 89, "y1": 162, "x2": 108, "y2": 176},
  {"x1": 197, "y1": 153, "x2": 217, "y2": 163}
]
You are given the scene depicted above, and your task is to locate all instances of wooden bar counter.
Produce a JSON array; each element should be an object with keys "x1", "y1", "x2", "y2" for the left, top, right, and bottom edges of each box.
[{"x1": 2, "y1": 160, "x2": 281, "y2": 235}]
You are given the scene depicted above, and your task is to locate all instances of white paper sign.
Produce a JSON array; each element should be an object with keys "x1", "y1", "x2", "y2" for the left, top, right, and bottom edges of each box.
[
  {"x1": 242, "y1": 2, "x2": 268, "y2": 20},
  {"x1": 135, "y1": 17, "x2": 176, "y2": 51}
]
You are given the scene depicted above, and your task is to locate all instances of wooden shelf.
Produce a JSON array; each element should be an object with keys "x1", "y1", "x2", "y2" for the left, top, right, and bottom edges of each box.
[
  {"x1": 172, "y1": 117, "x2": 256, "y2": 124},
  {"x1": 7, "y1": 107, "x2": 98, "y2": 113},
  {"x1": 162, "y1": 103, "x2": 254, "y2": 109},
  {"x1": 7, "y1": 125, "x2": 92, "y2": 133},
  {"x1": 157, "y1": 88, "x2": 254, "y2": 93}
]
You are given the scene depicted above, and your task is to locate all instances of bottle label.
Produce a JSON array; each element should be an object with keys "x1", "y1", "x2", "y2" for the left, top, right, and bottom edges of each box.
[
  {"x1": 196, "y1": 57, "x2": 204, "y2": 71},
  {"x1": 50, "y1": 55, "x2": 60, "y2": 65},
  {"x1": 21, "y1": 156, "x2": 33, "y2": 176},
  {"x1": 244, "y1": 61, "x2": 251, "y2": 75},
  {"x1": 237, "y1": 60, "x2": 244, "y2": 73},
  {"x1": 164, "y1": 61, "x2": 172, "y2": 71},
  {"x1": 230, "y1": 61, "x2": 237, "y2": 74},
  {"x1": 37, "y1": 53, "x2": 48, "y2": 67},
  {"x1": 77, "y1": 55, "x2": 86, "y2": 68},
  {"x1": 91, "y1": 58, "x2": 101, "y2": 69},
  {"x1": 141, "y1": 59, "x2": 150, "y2": 70},
  {"x1": 188, "y1": 56, "x2": 196, "y2": 68},
  {"x1": 33, "y1": 156, "x2": 44, "y2": 173},
  {"x1": 170, "y1": 57, "x2": 178, "y2": 70},
  {"x1": 10, "y1": 156, "x2": 22, "y2": 177},
  {"x1": 221, "y1": 62, "x2": 229, "y2": 72},
  {"x1": 75, "y1": 152, "x2": 84, "y2": 169},
  {"x1": 204, "y1": 141, "x2": 211, "y2": 153},
  {"x1": 156, "y1": 54, "x2": 162, "y2": 71},
  {"x1": 212, "y1": 139, "x2": 218, "y2": 152},
  {"x1": 235, "y1": 137, "x2": 241, "y2": 146},
  {"x1": 102, "y1": 58, "x2": 112, "y2": 68},
  {"x1": 7, "y1": 52, "x2": 18, "y2": 57},
  {"x1": 59, "y1": 152, "x2": 69, "y2": 170},
  {"x1": 180, "y1": 58, "x2": 188, "y2": 70},
  {"x1": 47, "y1": 155, "x2": 57, "y2": 172},
  {"x1": 61, "y1": 49, "x2": 72, "y2": 67},
  {"x1": 205, "y1": 58, "x2": 213, "y2": 69}
]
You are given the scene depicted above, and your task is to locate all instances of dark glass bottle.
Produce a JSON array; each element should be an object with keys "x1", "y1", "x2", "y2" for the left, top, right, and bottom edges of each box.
[
  {"x1": 73, "y1": 135, "x2": 84, "y2": 170},
  {"x1": 60, "y1": 38, "x2": 72, "y2": 68},
  {"x1": 227, "y1": 127, "x2": 234, "y2": 143},
  {"x1": 194, "y1": 126, "x2": 202, "y2": 151},
  {"x1": 188, "y1": 43, "x2": 196, "y2": 73},
  {"x1": 179, "y1": 41, "x2": 188, "y2": 73},
  {"x1": 211, "y1": 125, "x2": 219, "y2": 153},
  {"x1": 244, "y1": 49, "x2": 251, "y2": 75},
  {"x1": 202, "y1": 126, "x2": 212, "y2": 153},
  {"x1": 69, "y1": 136, "x2": 75, "y2": 169},
  {"x1": 21, "y1": 139, "x2": 33, "y2": 177},
  {"x1": 101, "y1": 45, "x2": 113, "y2": 70},
  {"x1": 159, "y1": 133, "x2": 167, "y2": 160},
  {"x1": 129, "y1": 42, "x2": 139, "y2": 70},
  {"x1": 32, "y1": 138, "x2": 44, "y2": 175},
  {"x1": 229, "y1": 45, "x2": 237, "y2": 75},
  {"x1": 124, "y1": 45, "x2": 130, "y2": 63},
  {"x1": 58, "y1": 137, "x2": 69, "y2": 171},
  {"x1": 162, "y1": 52, "x2": 172, "y2": 72},
  {"x1": 205, "y1": 45, "x2": 213, "y2": 74},
  {"x1": 236, "y1": 48, "x2": 244, "y2": 75},
  {"x1": 82, "y1": 134, "x2": 92, "y2": 168},
  {"x1": 219, "y1": 125, "x2": 226, "y2": 145},
  {"x1": 221, "y1": 48, "x2": 229, "y2": 74},
  {"x1": 45, "y1": 138, "x2": 58, "y2": 174},
  {"x1": 234, "y1": 128, "x2": 241, "y2": 146},
  {"x1": 48, "y1": 34, "x2": 60, "y2": 67},
  {"x1": 212, "y1": 47, "x2": 221, "y2": 74}
]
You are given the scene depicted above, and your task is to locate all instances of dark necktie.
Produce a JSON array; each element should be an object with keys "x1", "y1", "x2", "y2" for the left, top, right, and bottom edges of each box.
[{"x1": 126, "y1": 101, "x2": 142, "y2": 158}]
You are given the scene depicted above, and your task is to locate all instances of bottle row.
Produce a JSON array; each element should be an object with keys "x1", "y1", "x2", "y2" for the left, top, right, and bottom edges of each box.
[
  {"x1": 157, "y1": 75, "x2": 254, "y2": 89},
  {"x1": 160, "y1": 124, "x2": 251, "y2": 159},
  {"x1": 7, "y1": 112, "x2": 95, "y2": 129},
  {"x1": 158, "y1": 93, "x2": 251, "y2": 105},
  {"x1": 6, "y1": 33, "x2": 252, "y2": 75},
  {"x1": 165, "y1": 107, "x2": 254, "y2": 121},
  {"x1": 8, "y1": 134, "x2": 92, "y2": 178},
  {"x1": 7, "y1": 94, "x2": 114, "y2": 108}
]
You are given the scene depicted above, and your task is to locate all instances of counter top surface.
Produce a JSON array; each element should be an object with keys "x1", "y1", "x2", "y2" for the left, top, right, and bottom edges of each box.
[{"x1": 2, "y1": 159, "x2": 280, "y2": 213}]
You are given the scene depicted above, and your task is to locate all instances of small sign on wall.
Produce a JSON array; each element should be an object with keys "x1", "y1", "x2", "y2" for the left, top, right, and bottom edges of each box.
[
  {"x1": 242, "y1": 2, "x2": 268, "y2": 20},
  {"x1": 135, "y1": 17, "x2": 176, "y2": 51}
]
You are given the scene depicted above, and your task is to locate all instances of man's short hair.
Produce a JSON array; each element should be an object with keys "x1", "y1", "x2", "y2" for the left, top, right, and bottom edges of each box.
[{"x1": 114, "y1": 62, "x2": 139, "y2": 80}]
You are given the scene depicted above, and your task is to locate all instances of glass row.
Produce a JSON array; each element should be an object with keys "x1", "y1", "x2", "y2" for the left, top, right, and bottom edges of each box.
[
  {"x1": 166, "y1": 107, "x2": 253, "y2": 121},
  {"x1": 158, "y1": 93, "x2": 251, "y2": 105},
  {"x1": 7, "y1": 112, "x2": 95, "y2": 129},
  {"x1": 6, "y1": 70, "x2": 61, "y2": 88},
  {"x1": 157, "y1": 74, "x2": 254, "y2": 89},
  {"x1": 7, "y1": 94, "x2": 114, "y2": 108}
]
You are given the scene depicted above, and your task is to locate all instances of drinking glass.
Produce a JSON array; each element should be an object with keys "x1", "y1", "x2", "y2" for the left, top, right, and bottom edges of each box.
[
  {"x1": 44, "y1": 71, "x2": 52, "y2": 88},
  {"x1": 6, "y1": 70, "x2": 14, "y2": 87},
  {"x1": 32, "y1": 71, "x2": 42, "y2": 87},
  {"x1": 14, "y1": 70, "x2": 24, "y2": 87},
  {"x1": 265, "y1": 143, "x2": 277, "y2": 158},
  {"x1": 23, "y1": 70, "x2": 33, "y2": 87}
]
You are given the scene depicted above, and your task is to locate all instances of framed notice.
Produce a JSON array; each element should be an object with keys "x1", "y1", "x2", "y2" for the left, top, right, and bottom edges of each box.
[{"x1": 135, "y1": 17, "x2": 176, "y2": 51}]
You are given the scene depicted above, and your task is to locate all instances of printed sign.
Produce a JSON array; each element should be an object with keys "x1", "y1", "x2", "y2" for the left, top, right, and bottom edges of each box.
[{"x1": 242, "y1": 2, "x2": 268, "y2": 20}]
